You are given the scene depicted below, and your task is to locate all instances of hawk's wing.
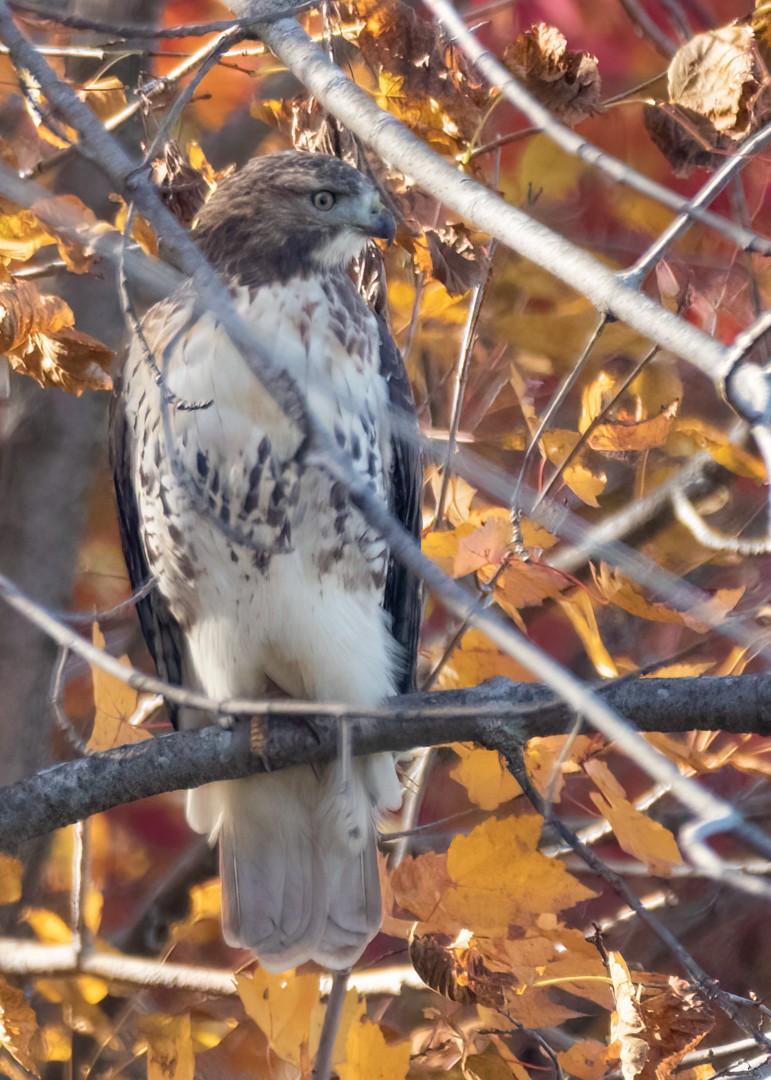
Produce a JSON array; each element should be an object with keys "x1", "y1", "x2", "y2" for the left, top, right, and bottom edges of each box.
[
  {"x1": 110, "y1": 364, "x2": 186, "y2": 727},
  {"x1": 378, "y1": 315, "x2": 422, "y2": 695}
]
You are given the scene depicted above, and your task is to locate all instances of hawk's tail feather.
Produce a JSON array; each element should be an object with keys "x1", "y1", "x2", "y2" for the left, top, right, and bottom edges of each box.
[{"x1": 187, "y1": 759, "x2": 391, "y2": 971}]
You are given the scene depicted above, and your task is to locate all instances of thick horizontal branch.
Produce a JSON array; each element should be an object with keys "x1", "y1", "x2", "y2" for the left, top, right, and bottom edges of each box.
[{"x1": 2, "y1": 674, "x2": 771, "y2": 853}]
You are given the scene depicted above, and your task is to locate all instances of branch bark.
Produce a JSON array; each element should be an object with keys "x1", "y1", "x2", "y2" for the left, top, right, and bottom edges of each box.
[{"x1": 2, "y1": 673, "x2": 770, "y2": 854}]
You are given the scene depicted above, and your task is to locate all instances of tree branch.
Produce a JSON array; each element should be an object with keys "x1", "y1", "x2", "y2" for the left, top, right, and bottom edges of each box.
[{"x1": 2, "y1": 673, "x2": 771, "y2": 854}]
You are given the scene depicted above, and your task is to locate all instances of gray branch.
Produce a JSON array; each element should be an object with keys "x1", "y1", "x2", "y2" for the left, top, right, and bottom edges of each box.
[{"x1": 2, "y1": 673, "x2": 771, "y2": 854}]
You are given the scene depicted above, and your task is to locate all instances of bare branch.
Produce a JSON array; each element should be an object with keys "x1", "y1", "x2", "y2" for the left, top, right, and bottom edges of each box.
[{"x1": 2, "y1": 670, "x2": 771, "y2": 852}]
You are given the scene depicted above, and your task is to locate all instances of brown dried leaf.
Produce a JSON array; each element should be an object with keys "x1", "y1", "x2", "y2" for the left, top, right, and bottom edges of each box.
[
  {"x1": 352, "y1": 0, "x2": 490, "y2": 147},
  {"x1": 390, "y1": 850, "x2": 455, "y2": 929},
  {"x1": 0, "y1": 278, "x2": 71, "y2": 352},
  {"x1": 504, "y1": 23, "x2": 601, "y2": 126},
  {"x1": 151, "y1": 141, "x2": 218, "y2": 228},
  {"x1": 588, "y1": 401, "x2": 679, "y2": 453},
  {"x1": 558, "y1": 1039, "x2": 609, "y2": 1080},
  {"x1": 409, "y1": 929, "x2": 510, "y2": 1007},
  {"x1": 646, "y1": 25, "x2": 771, "y2": 174},
  {"x1": 0, "y1": 972, "x2": 41, "y2": 1076},
  {"x1": 607, "y1": 960, "x2": 714, "y2": 1080},
  {"x1": 423, "y1": 223, "x2": 485, "y2": 296},
  {"x1": 7, "y1": 325, "x2": 113, "y2": 395}
]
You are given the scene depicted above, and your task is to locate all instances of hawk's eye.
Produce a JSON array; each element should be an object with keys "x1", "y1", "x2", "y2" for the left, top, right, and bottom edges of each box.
[{"x1": 312, "y1": 190, "x2": 336, "y2": 211}]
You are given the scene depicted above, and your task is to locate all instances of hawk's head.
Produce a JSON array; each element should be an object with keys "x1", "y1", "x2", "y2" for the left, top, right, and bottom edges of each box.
[{"x1": 193, "y1": 151, "x2": 395, "y2": 286}]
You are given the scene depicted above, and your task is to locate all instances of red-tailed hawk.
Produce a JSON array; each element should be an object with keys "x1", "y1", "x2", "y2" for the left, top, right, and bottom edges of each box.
[{"x1": 111, "y1": 151, "x2": 421, "y2": 971}]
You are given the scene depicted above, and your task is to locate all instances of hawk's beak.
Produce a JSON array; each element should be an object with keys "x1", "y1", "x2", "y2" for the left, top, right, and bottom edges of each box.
[{"x1": 367, "y1": 204, "x2": 396, "y2": 245}]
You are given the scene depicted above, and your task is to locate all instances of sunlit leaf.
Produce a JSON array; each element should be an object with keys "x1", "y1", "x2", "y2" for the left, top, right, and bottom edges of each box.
[
  {"x1": 338, "y1": 1020, "x2": 410, "y2": 1080},
  {"x1": 592, "y1": 564, "x2": 744, "y2": 631},
  {"x1": 237, "y1": 968, "x2": 323, "y2": 1068},
  {"x1": 0, "y1": 972, "x2": 40, "y2": 1076},
  {"x1": 585, "y1": 760, "x2": 683, "y2": 875}
]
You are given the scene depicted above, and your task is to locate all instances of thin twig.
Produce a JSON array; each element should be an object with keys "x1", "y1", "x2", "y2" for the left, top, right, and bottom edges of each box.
[{"x1": 313, "y1": 968, "x2": 350, "y2": 1080}]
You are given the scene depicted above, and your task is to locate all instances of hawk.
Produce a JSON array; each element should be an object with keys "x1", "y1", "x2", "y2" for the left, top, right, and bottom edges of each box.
[{"x1": 111, "y1": 151, "x2": 421, "y2": 972}]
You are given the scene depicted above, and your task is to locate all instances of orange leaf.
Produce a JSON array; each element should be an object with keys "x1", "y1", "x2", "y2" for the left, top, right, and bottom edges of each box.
[
  {"x1": 592, "y1": 563, "x2": 744, "y2": 632},
  {"x1": 558, "y1": 1039, "x2": 609, "y2": 1080},
  {"x1": 586, "y1": 760, "x2": 683, "y2": 875},
  {"x1": 588, "y1": 401, "x2": 679, "y2": 453}
]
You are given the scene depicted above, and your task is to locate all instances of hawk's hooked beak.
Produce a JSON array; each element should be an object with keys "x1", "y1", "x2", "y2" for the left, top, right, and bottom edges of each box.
[{"x1": 367, "y1": 201, "x2": 396, "y2": 245}]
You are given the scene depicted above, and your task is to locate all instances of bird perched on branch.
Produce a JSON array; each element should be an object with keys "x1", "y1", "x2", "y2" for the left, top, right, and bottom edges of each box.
[{"x1": 111, "y1": 151, "x2": 421, "y2": 971}]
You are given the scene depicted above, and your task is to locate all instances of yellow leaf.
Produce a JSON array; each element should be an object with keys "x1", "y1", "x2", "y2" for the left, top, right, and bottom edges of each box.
[
  {"x1": 0, "y1": 854, "x2": 22, "y2": 904},
  {"x1": 140, "y1": 1014, "x2": 194, "y2": 1080},
  {"x1": 542, "y1": 430, "x2": 607, "y2": 506},
  {"x1": 88, "y1": 624, "x2": 150, "y2": 751},
  {"x1": 668, "y1": 418, "x2": 766, "y2": 480},
  {"x1": 76, "y1": 975, "x2": 108, "y2": 1006},
  {"x1": 586, "y1": 760, "x2": 683, "y2": 875},
  {"x1": 25, "y1": 907, "x2": 72, "y2": 944},
  {"x1": 592, "y1": 564, "x2": 744, "y2": 632},
  {"x1": 558, "y1": 1039, "x2": 609, "y2": 1080},
  {"x1": 446, "y1": 815, "x2": 597, "y2": 935},
  {"x1": 525, "y1": 735, "x2": 594, "y2": 800},
  {"x1": 390, "y1": 850, "x2": 455, "y2": 930},
  {"x1": 444, "y1": 628, "x2": 537, "y2": 688},
  {"x1": 557, "y1": 590, "x2": 619, "y2": 678},
  {"x1": 588, "y1": 401, "x2": 679, "y2": 453},
  {"x1": 450, "y1": 744, "x2": 521, "y2": 810},
  {"x1": 0, "y1": 972, "x2": 40, "y2": 1076},
  {"x1": 237, "y1": 969, "x2": 323, "y2": 1067},
  {"x1": 41, "y1": 1025, "x2": 70, "y2": 1063},
  {"x1": 338, "y1": 1020, "x2": 410, "y2": 1080},
  {"x1": 0, "y1": 206, "x2": 54, "y2": 263}
]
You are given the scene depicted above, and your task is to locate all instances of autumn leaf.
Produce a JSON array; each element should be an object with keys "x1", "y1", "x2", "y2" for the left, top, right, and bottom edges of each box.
[
  {"x1": 409, "y1": 928, "x2": 499, "y2": 1006},
  {"x1": 390, "y1": 849, "x2": 455, "y2": 929},
  {"x1": 525, "y1": 734, "x2": 595, "y2": 800},
  {"x1": 1, "y1": 279, "x2": 113, "y2": 394},
  {"x1": 237, "y1": 968, "x2": 324, "y2": 1068},
  {"x1": 503, "y1": 23, "x2": 601, "y2": 126},
  {"x1": 558, "y1": 1039, "x2": 610, "y2": 1080},
  {"x1": 668, "y1": 417, "x2": 766, "y2": 480},
  {"x1": 451, "y1": 744, "x2": 521, "y2": 810},
  {"x1": 585, "y1": 759, "x2": 683, "y2": 875},
  {"x1": 494, "y1": 556, "x2": 573, "y2": 613},
  {"x1": 592, "y1": 563, "x2": 744, "y2": 632},
  {"x1": 645, "y1": 25, "x2": 771, "y2": 174},
  {"x1": 88, "y1": 624, "x2": 151, "y2": 751},
  {"x1": 443, "y1": 627, "x2": 537, "y2": 688},
  {"x1": 557, "y1": 590, "x2": 619, "y2": 678},
  {"x1": 422, "y1": 222, "x2": 485, "y2": 296},
  {"x1": 588, "y1": 401, "x2": 679, "y2": 453},
  {"x1": 445, "y1": 815, "x2": 597, "y2": 934},
  {"x1": 337, "y1": 1019, "x2": 410, "y2": 1080},
  {"x1": 606, "y1": 954, "x2": 714, "y2": 1080},
  {"x1": 140, "y1": 1014, "x2": 195, "y2": 1080},
  {"x1": 0, "y1": 854, "x2": 22, "y2": 904},
  {"x1": 542, "y1": 430, "x2": 607, "y2": 506},
  {"x1": 0, "y1": 973, "x2": 40, "y2": 1076},
  {"x1": 0, "y1": 204, "x2": 54, "y2": 263}
]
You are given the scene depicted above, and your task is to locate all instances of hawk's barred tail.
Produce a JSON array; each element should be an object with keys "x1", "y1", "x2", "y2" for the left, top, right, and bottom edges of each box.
[{"x1": 187, "y1": 755, "x2": 398, "y2": 971}]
